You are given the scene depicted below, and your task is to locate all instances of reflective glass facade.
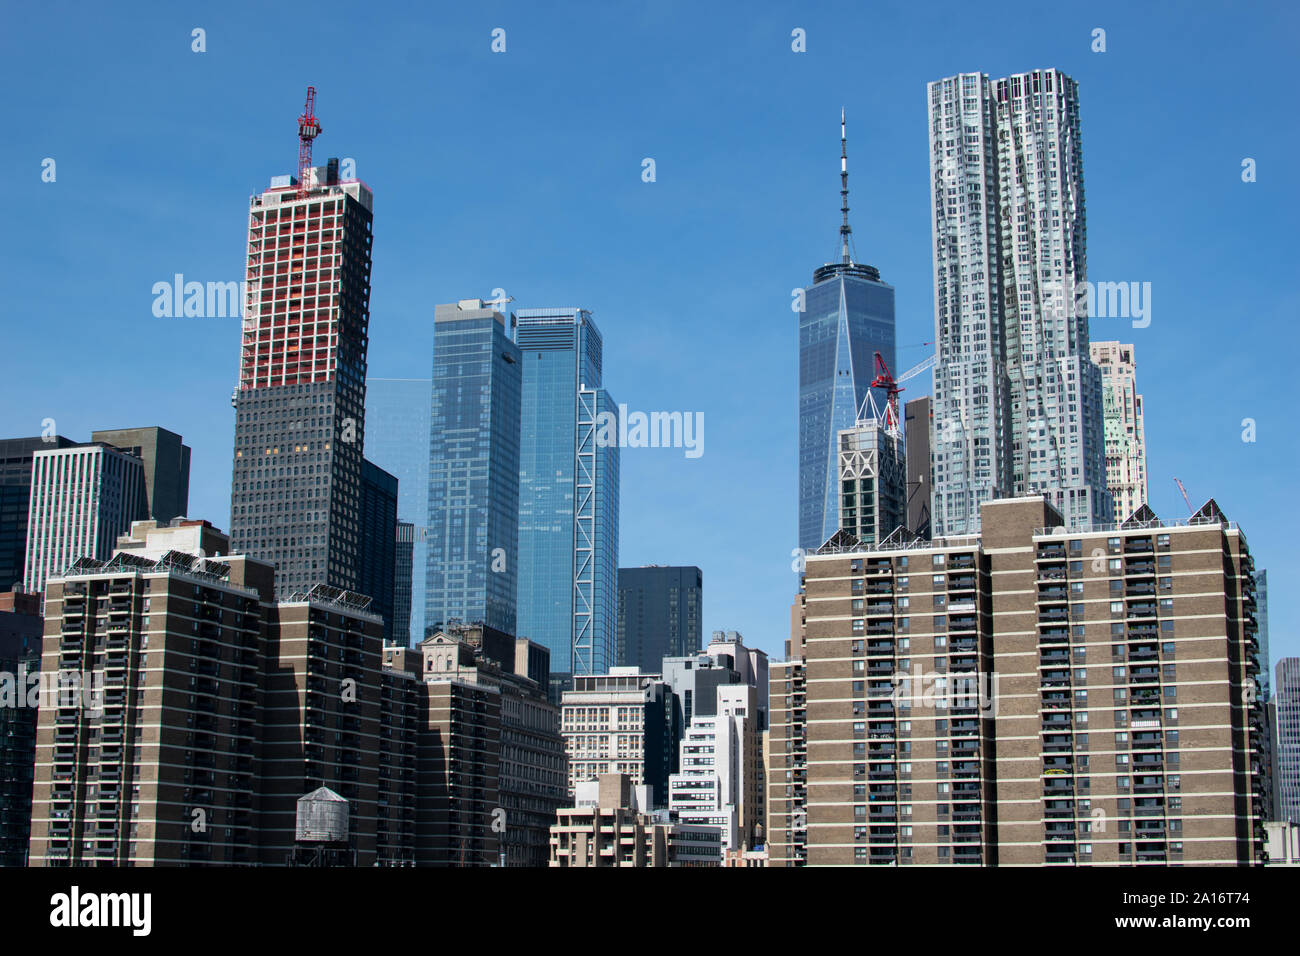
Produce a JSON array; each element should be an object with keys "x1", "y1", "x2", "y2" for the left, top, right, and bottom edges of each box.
[
  {"x1": 516, "y1": 309, "x2": 618, "y2": 683},
  {"x1": 425, "y1": 303, "x2": 521, "y2": 635},
  {"x1": 797, "y1": 264, "x2": 895, "y2": 552},
  {"x1": 364, "y1": 377, "x2": 431, "y2": 642}
]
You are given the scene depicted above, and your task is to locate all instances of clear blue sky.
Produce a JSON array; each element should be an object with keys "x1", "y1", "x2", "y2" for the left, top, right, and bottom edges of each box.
[{"x1": 2, "y1": 1, "x2": 1296, "y2": 668}]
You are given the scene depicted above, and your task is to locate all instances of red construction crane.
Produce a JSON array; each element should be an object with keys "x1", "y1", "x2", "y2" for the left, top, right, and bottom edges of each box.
[
  {"x1": 296, "y1": 86, "x2": 322, "y2": 197},
  {"x1": 1174, "y1": 477, "x2": 1193, "y2": 515},
  {"x1": 869, "y1": 351, "x2": 936, "y2": 432}
]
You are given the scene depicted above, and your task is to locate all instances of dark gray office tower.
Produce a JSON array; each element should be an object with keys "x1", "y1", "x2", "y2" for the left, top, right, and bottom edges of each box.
[
  {"x1": 0, "y1": 590, "x2": 41, "y2": 866},
  {"x1": 617, "y1": 565, "x2": 702, "y2": 671},
  {"x1": 394, "y1": 521, "x2": 415, "y2": 647},
  {"x1": 227, "y1": 139, "x2": 375, "y2": 600},
  {"x1": 904, "y1": 397, "x2": 931, "y2": 538},
  {"x1": 0, "y1": 436, "x2": 76, "y2": 591},
  {"x1": 359, "y1": 459, "x2": 398, "y2": 642},
  {"x1": 91, "y1": 427, "x2": 191, "y2": 522}
]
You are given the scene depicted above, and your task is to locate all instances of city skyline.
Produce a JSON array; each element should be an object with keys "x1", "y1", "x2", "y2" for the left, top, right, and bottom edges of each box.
[{"x1": 2, "y1": 0, "x2": 1295, "y2": 673}]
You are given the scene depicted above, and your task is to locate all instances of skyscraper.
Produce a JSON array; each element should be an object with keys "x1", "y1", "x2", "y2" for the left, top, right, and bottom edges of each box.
[
  {"x1": 516, "y1": 307, "x2": 619, "y2": 689},
  {"x1": 927, "y1": 70, "x2": 1110, "y2": 536},
  {"x1": 90, "y1": 427, "x2": 191, "y2": 523},
  {"x1": 394, "y1": 520, "x2": 415, "y2": 645},
  {"x1": 617, "y1": 565, "x2": 703, "y2": 671},
  {"x1": 798, "y1": 113, "x2": 896, "y2": 552},
  {"x1": 1256, "y1": 569, "x2": 1270, "y2": 702},
  {"x1": 358, "y1": 459, "x2": 398, "y2": 642},
  {"x1": 0, "y1": 436, "x2": 76, "y2": 591},
  {"x1": 1090, "y1": 341, "x2": 1148, "y2": 521},
  {"x1": 23, "y1": 443, "x2": 146, "y2": 600},
  {"x1": 835, "y1": 398, "x2": 905, "y2": 548},
  {"x1": 0, "y1": 590, "x2": 41, "y2": 866},
  {"x1": 425, "y1": 299, "x2": 522, "y2": 636},
  {"x1": 228, "y1": 125, "x2": 375, "y2": 600},
  {"x1": 364, "y1": 377, "x2": 431, "y2": 642},
  {"x1": 903, "y1": 397, "x2": 932, "y2": 538},
  {"x1": 1276, "y1": 659, "x2": 1300, "y2": 823}
]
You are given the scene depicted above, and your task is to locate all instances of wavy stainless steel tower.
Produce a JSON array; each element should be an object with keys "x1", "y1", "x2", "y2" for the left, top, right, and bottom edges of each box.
[
  {"x1": 797, "y1": 112, "x2": 896, "y2": 552},
  {"x1": 927, "y1": 70, "x2": 1111, "y2": 536}
]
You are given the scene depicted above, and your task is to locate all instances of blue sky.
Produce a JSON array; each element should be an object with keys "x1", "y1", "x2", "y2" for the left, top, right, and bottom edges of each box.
[{"x1": 2, "y1": 1, "x2": 1296, "y2": 668}]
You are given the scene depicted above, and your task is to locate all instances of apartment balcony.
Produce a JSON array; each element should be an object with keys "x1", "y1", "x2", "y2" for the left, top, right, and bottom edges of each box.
[
  {"x1": 1129, "y1": 667, "x2": 1159, "y2": 684},
  {"x1": 949, "y1": 616, "x2": 979, "y2": 634},
  {"x1": 1037, "y1": 544, "x2": 1067, "y2": 560},
  {"x1": 866, "y1": 640, "x2": 894, "y2": 655},
  {"x1": 1040, "y1": 649, "x2": 1070, "y2": 666},
  {"x1": 1038, "y1": 609, "x2": 1069, "y2": 624},
  {"x1": 1125, "y1": 583, "x2": 1156, "y2": 598},
  {"x1": 1125, "y1": 559, "x2": 1156, "y2": 576},
  {"x1": 1038, "y1": 626, "x2": 1070, "y2": 645},
  {"x1": 1038, "y1": 585, "x2": 1068, "y2": 602},
  {"x1": 1042, "y1": 780, "x2": 1075, "y2": 797},
  {"x1": 1037, "y1": 566, "x2": 1068, "y2": 582},
  {"x1": 1127, "y1": 602, "x2": 1158, "y2": 620},
  {"x1": 1044, "y1": 800, "x2": 1075, "y2": 818},
  {"x1": 1124, "y1": 538, "x2": 1154, "y2": 554}
]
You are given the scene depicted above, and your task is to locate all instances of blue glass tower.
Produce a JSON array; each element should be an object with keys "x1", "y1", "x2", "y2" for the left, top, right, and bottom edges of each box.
[
  {"x1": 364, "y1": 377, "x2": 430, "y2": 643},
  {"x1": 515, "y1": 308, "x2": 619, "y2": 690},
  {"x1": 425, "y1": 300, "x2": 522, "y2": 636},
  {"x1": 798, "y1": 113, "x2": 896, "y2": 552}
]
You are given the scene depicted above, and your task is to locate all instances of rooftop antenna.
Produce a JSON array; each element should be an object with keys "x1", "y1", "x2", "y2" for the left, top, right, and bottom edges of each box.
[{"x1": 839, "y1": 108, "x2": 855, "y2": 265}]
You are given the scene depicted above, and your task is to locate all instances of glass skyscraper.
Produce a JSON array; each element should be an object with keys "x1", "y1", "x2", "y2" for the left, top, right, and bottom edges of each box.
[
  {"x1": 516, "y1": 308, "x2": 619, "y2": 690},
  {"x1": 365, "y1": 377, "x2": 431, "y2": 642},
  {"x1": 798, "y1": 114, "x2": 896, "y2": 553},
  {"x1": 425, "y1": 300, "x2": 522, "y2": 636}
]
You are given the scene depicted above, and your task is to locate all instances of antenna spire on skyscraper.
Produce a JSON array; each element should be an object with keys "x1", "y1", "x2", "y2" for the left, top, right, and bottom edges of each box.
[{"x1": 840, "y1": 108, "x2": 854, "y2": 264}]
